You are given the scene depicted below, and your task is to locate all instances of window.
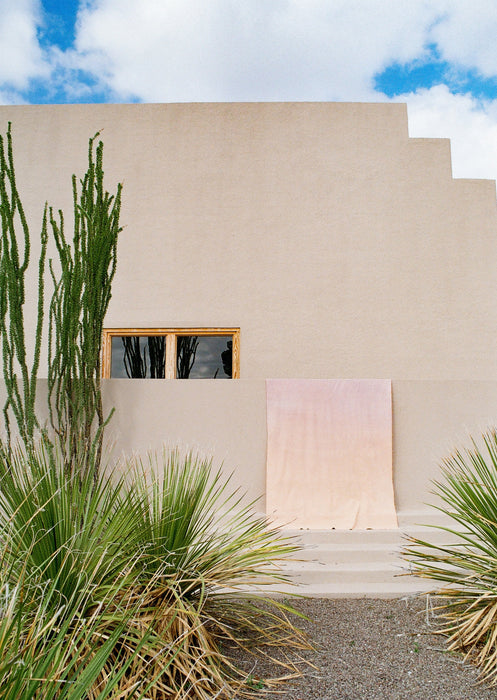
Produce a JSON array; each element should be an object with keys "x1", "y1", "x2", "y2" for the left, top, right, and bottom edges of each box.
[{"x1": 102, "y1": 328, "x2": 240, "y2": 379}]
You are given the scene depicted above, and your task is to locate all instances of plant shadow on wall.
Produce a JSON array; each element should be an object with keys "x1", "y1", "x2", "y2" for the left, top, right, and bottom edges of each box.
[
  {"x1": 0, "y1": 125, "x2": 311, "y2": 698},
  {"x1": 403, "y1": 428, "x2": 497, "y2": 686}
]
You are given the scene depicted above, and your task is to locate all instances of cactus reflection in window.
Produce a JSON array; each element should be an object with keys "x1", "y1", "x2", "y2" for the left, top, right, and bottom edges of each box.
[{"x1": 102, "y1": 329, "x2": 239, "y2": 379}]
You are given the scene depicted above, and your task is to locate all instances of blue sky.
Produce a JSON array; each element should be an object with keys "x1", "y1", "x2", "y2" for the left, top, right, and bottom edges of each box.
[
  {"x1": 375, "y1": 50, "x2": 497, "y2": 101},
  {"x1": 3, "y1": 1, "x2": 497, "y2": 181},
  {"x1": 39, "y1": 0, "x2": 77, "y2": 50}
]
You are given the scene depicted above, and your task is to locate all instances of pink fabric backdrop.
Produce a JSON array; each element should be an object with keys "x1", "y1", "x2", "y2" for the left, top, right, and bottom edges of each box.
[{"x1": 265, "y1": 379, "x2": 397, "y2": 529}]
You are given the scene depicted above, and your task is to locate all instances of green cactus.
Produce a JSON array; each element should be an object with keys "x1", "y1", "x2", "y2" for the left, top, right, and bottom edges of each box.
[
  {"x1": 48, "y1": 134, "x2": 122, "y2": 479},
  {"x1": 0, "y1": 125, "x2": 122, "y2": 480},
  {"x1": 0, "y1": 123, "x2": 48, "y2": 450}
]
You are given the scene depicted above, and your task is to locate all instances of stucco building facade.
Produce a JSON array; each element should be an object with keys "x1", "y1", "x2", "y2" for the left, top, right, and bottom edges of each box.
[{"x1": 2, "y1": 102, "x2": 497, "y2": 543}]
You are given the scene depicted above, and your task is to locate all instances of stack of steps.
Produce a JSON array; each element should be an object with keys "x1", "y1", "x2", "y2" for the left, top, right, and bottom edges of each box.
[{"x1": 267, "y1": 512, "x2": 457, "y2": 599}]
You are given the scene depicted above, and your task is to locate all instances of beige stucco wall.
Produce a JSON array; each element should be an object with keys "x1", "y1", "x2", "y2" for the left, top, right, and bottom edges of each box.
[
  {"x1": 392, "y1": 381, "x2": 497, "y2": 514},
  {"x1": 102, "y1": 379, "x2": 268, "y2": 506},
  {"x1": 1, "y1": 102, "x2": 496, "y2": 380}
]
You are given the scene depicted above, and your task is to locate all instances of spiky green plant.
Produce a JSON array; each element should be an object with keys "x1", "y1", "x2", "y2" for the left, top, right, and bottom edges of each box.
[
  {"x1": 0, "y1": 440, "x2": 136, "y2": 602},
  {"x1": 0, "y1": 442, "x2": 310, "y2": 699},
  {"x1": 0, "y1": 562, "x2": 171, "y2": 700},
  {"x1": 119, "y1": 449, "x2": 311, "y2": 696},
  {"x1": 0, "y1": 457, "x2": 171, "y2": 699},
  {"x1": 0, "y1": 123, "x2": 47, "y2": 450},
  {"x1": 0, "y1": 124, "x2": 121, "y2": 480},
  {"x1": 404, "y1": 428, "x2": 497, "y2": 684},
  {"x1": 48, "y1": 133, "x2": 122, "y2": 480}
]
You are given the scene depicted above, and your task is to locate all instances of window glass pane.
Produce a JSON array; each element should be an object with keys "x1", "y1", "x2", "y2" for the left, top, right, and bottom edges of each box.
[
  {"x1": 176, "y1": 335, "x2": 232, "y2": 378},
  {"x1": 111, "y1": 336, "x2": 166, "y2": 378}
]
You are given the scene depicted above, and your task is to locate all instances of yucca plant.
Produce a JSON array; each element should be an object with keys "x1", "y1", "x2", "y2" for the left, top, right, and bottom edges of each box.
[
  {"x1": 404, "y1": 427, "x2": 497, "y2": 684},
  {"x1": 0, "y1": 444, "x2": 186, "y2": 699},
  {"x1": 0, "y1": 442, "x2": 309, "y2": 699},
  {"x1": 0, "y1": 478, "x2": 171, "y2": 698},
  {"x1": 117, "y1": 449, "x2": 311, "y2": 697},
  {"x1": 0, "y1": 441, "x2": 139, "y2": 603},
  {"x1": 0, "y1": 567, "x2": 173, "y2": 700}
]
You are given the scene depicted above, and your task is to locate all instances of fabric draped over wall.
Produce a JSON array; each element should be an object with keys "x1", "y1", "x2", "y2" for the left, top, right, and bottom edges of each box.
[{"x1": 265, "y1": 379, "x2": 397, "y2": 529}]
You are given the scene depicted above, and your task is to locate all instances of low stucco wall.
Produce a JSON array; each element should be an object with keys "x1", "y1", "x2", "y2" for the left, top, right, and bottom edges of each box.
[
  {"x1": 2, "y1": 379, "x2": 497, "y2": 521},
  {"x1": 104, "y1": 379, "x2": 497, "y2": 518},
  {"x1": 102, "y1": 379, "x2": 268, "y2": 506},
  {"x1": 392, "y1": 380, "x2": 497, "y2": 514}
]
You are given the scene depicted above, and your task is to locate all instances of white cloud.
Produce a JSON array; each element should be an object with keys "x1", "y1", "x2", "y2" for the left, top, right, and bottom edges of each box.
[
  {"x1": 399, "y1": 85, "x2": 497, "y2": 182},
  {"x1": 72, "y1": 0, "x2": 440, "y2": 102},
  {"x1": 431, "y1": 0, "x2": 497, "y2": 78},
  {"x1": 0, "y1": 0, "x2": 49, "y2": 89}
]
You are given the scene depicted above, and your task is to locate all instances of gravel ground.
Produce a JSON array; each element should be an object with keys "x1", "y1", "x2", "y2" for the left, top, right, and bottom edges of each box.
[{"x1": 234, "y1": 596, "x2": 497, "y2": 700}]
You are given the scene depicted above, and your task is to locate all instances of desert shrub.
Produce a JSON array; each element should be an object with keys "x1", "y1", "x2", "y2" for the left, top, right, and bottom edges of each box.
[
  {"x1": 0, "y1": 442, "x2": 309, "y2": 699},
  {"x1": 0, "y1": 443, "x2": 173, "y2": 699},
  {"x1": 404, "y1": 428, "x2": 497, "y2": 684}
]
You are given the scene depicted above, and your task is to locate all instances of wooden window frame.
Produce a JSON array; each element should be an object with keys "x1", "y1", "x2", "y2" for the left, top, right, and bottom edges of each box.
[{"x1": 102, "y1": 328, "x2": 240, "y2": 379}]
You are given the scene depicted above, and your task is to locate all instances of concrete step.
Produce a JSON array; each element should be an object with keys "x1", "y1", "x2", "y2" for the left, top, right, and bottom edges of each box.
[
  {"x1": 287, "y1": 542, "x2": 406, "y2": 564},
  {"x1": 280, "y1": 531, "x2": 455, "y2": 559},
  {"x1": 264, "y1": 578, "x2": 438, "y2": 599},
  {"x1": 284, "y1": 529, "x2": 404, "y2": 545},
  {"x1": 264, "y1": 514, "x2": 463, "y2": 598},
  {"x1": 279, "y1": 561, "x2": 408, "y2": 585}
]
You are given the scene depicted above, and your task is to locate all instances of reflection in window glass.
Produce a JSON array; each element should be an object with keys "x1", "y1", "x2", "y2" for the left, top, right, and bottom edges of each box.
[
  {"x1": 111, "y1": 336, "x2": 166, "y2": 378},
  {"x1": 176, "y1": 336, "x2": 232, "y2": 378}
]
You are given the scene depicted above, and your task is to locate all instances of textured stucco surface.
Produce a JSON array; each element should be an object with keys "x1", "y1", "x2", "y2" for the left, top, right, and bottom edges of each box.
[{"x1": 1, "y1": 102, "x2": 496, "y2": 380}]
